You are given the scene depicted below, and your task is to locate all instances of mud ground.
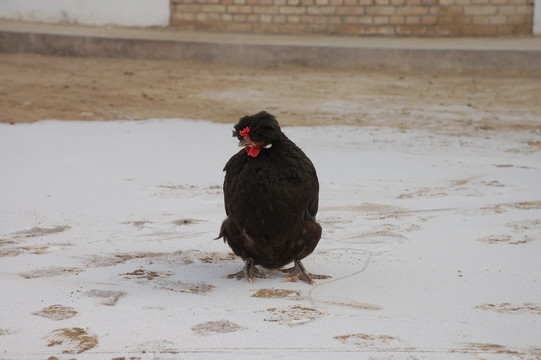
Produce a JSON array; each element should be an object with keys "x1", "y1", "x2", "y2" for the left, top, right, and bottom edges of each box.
[{"x1": 1, "y1": 53, "x2": 540, "y2": 136}]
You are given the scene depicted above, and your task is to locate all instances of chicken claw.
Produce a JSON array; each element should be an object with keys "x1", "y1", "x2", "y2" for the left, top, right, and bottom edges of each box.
[
  {"x1": 224, "y1": 258, "x2": 272, "y2": 283},
  {"x1": 281, "y1": 259, "x2": 330, "y2": 285}
]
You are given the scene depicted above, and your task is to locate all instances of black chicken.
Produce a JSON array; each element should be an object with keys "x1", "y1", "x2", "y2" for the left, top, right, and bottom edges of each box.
[{"x1": 217, "y1": 111, "x2": 329, "y2": 284}]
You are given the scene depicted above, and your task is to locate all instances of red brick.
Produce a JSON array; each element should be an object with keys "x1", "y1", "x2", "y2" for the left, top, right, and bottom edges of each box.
[
  {"x1": 374, "y1": 15, "x2": 390, "y2": 24},
  {"x1": 337, "y1": 25, "x2": 365, "y2": 34},
  {"x1": 397, "y1": 6, "x2": 429, "y2": 15},
  {"x1": 513, "y1": 22, "x2": 532, "y2": 34},
  {"x1": 498, "y1": 6, "x2": 516, "y2": 15},
  {"x1": 489, "y1": 14, "x2": 507, "y2": 24},
  {"x1": 366, "y1": 6, "x2": 396, "y2": 15},
  {"x1": 358, "y1": 15, "x2": 374, "y2": 23},
  {"x1": 174, "y1": 4, "x2": 202, "y2": 11},
  {"x1": 421, "y1": 15, "x2": 437, "y2": 24},
  {"x1": 462, "y1": 24, "x2": 497, "y2": 34},
  {"x1": 170, "y1": 12, "x2": 190, "y2": 22},
  {"x1": 253, "y1": 5, "x2": 278, "y2": 13},
  {"x1": 312, "y1": 23, "x2": 330, "y2": 31},
  {"x1": 255, "y1": 23, "x2": 283, "y2": 31},
  {"x1": 516, "y1": 4, "x2": 533, "y2": 14},
  {"x1": 300, "y1": 15, "x2": 316, "y2": 22},
  {"x1": 279, "y1": 6, "x2": 307, "y2": 14},
  {"x1": 365, "y1": 25, "x2": 395, "y2": 34},
  {"x1": 390, "y1": 15, "x2": 405, "y2": 24},
  {"x1": 259, "y1": 14, "x2": 273, "y2": 21},
  {"x1": 472, "y1": 15, "x2": 490, "y2": 24},
  {"x1": 195, "y1": 13, "x2": 209, "y2": 21},
  {"x1": 396, "y1": 25, "x2": 427, "y2": 34},
  {"x1": 336, "y1": 6, "x2": 365, "y2": 14},
  {"x1": 307, "y1": 6, "x2": 337, "y2": 14},
  {"x1": 440, "y1": 5, "x2": 463, "y2": 14},
  {"x1": 201, "y1": 4, "x2": 226, "y2": 11},
  {"x1": 496, "y1": 24, "x2": 514, "y2": 34},
  {"x1": 182, "y1": 13, "x2": 198, "y2": 20},
  {"x1": 405, "y1": 15, "x2": 421, "y2": 24},
  {"x1": 329, "y1": 15, "x2": 342, "y2": 23},
  {"x1": 463, "y1": 5, "x2": 497, "y2": 15},
  {"x1": 227, "y1": 23, "x2": 254, "y2": 31},
  {"x1": 314, "y1": 15, "x2": 330, "y2": 23},
  {"x1": 286, "y1": 15, "x2": 301, "y2": 22},
  {"x1": 227, "y1": 4, "x2": 253, "y2": 12},
  {"x1": 507, "y1": 14, "x2": 528, "y2": 24}
]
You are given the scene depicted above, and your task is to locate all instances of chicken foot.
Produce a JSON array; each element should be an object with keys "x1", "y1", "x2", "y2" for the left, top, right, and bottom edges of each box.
[
  {"x1": 281, "y1": 259, "x2": 330, "y2": 285},
  {"x1": 225, "y1": 258, "x2": 271, "y2": 283}
]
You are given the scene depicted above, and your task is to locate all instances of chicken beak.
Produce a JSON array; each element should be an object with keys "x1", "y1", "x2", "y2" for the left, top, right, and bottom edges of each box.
[{"x1": 238, "y1": 138, "x2": 255, "y2": 147}]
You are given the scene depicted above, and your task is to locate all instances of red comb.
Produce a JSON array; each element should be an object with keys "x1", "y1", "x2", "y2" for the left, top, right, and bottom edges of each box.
[{"x1": 239, "y1": 127, "x2": 250, "y2": 138}]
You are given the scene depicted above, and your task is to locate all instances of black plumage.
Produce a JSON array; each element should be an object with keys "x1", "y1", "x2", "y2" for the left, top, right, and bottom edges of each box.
[{"x1": 217, "y1": 111, "x2": 329, "y2": 284}]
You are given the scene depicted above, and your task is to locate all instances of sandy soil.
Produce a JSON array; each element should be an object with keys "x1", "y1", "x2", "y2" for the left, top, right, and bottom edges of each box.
[{"x1": 1, "y1": 53, "x2": 541, "y2": 136}]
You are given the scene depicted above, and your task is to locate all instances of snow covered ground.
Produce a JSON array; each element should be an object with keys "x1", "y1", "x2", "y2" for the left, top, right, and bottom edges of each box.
[{"x1": 1, "y1": 119, "x2": 540, "y2": 359}]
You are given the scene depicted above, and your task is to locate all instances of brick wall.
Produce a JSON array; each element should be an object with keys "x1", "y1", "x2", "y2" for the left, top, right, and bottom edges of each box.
[{"x1": 170, "y1": 0, "x2": 534, "y2": 36}]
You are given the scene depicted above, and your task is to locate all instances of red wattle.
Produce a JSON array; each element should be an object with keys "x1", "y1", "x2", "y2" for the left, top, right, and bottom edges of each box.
[{"x1": 246, "y1": 146, "x2": 261, "y2": 157}]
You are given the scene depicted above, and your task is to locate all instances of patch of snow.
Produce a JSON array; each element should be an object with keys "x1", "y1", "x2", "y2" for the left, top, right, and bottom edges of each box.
[{"x1": 1, "y1": 119, "x2": 540, "y2": 359}]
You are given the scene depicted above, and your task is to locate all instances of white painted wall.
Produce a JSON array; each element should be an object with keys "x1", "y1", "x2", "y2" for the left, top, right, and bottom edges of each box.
[
  {"x1": 534, "y1": 0, "x2": 541, "y2": 35},
  {"x1": 0, "y1": 0, "x2": 170, "y2": 27}
]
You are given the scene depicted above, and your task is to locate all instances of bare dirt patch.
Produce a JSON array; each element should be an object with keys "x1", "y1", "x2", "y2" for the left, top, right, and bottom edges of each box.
[
  {"x1": 334, "y1": 333, "x2": 404, "y2": 348},
  {"x1": 252, "y1": 288, "x2": 301, "y2": 299},
  {"x1": 44, "y1": 327, "x2": 98, "y2": 354},
  {"x1": 191, "y1": 320, "x2": 245, "y2": 336},
  {"x1": 2, "y1": 53, "x2": 540, "y2": 139},
  {"x1": 463, "y1": 342, "x2": 519, "y2": 355},
  {"x1": 32, "y1": 305, "x2": 78, "y2": 321},
  {"x1": 476, "y1": 303, "x2": 541, "y2": 315},
  {"x1": 193, "y1": 251, "x2": 237, "y2": 264},
  {"x1": 265, "y1": 305, "x2": 323, "y2": 326},
  {"x1": 84, "y1": 290, "x2": 127, "y2": 306},
  {"x1": 11, "y1": 226, "x2": 71, "y2": 239},
  {"x1": 20, "y1": 267, "x2": 82, "y2": 279},
  {"x1": 477, "y1": 234, "x2": 526, "y2": 245},
  {"x1": 154, "y1": 280, "x2": 215, "y2": 295},
  {"x1": 122, "y1": 268, "x2": 174, "y2": 281}
]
